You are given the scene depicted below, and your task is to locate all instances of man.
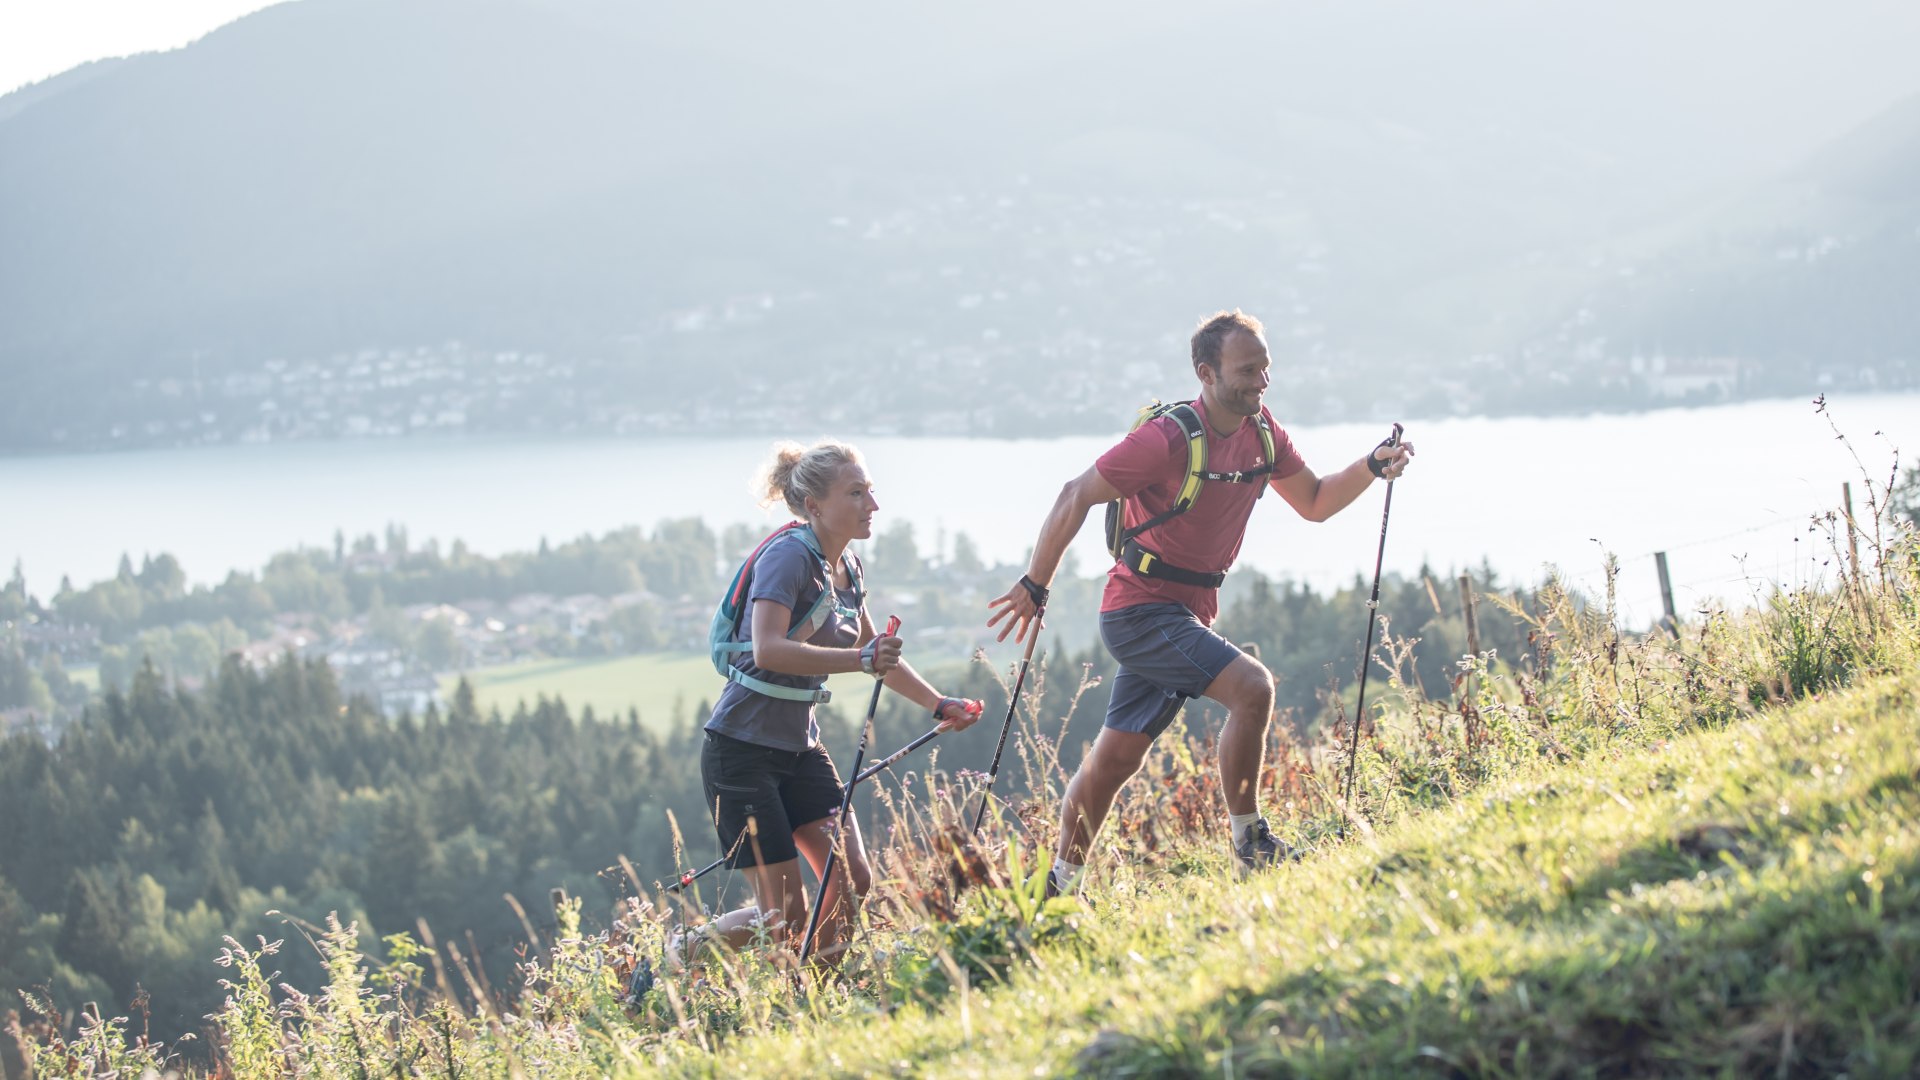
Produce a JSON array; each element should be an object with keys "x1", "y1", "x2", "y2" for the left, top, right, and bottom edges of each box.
[{"x1": 987, "y1": 310, "x2": 1413, "y2": 894}]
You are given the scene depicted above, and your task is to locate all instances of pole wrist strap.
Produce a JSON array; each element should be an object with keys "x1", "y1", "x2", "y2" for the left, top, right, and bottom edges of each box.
[{"x1": 1018, "y1": 574, "x2": 1050, "y2": 608}]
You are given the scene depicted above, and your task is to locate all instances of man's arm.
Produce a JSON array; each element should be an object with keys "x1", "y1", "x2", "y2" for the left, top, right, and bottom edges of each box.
[
  {"x1": 1270, "y1": 440, "x2": 1414, "y2": 522},
  {"x1": 986, "y1": 464, "x2": 1121, "y2": 642}
]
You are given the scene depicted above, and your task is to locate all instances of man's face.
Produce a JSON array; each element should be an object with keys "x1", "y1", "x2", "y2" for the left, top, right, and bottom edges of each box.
[{"x1": 1204, "y1": 329, "x2": 1271, "y2": 418}]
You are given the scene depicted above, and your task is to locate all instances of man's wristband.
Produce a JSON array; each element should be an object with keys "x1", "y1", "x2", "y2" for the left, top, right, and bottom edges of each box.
[
  {"x1": 1366, "y1": 439, "x2": 1393, "y2": 479},
  {"x1": 1018, "y1": 574, "x2": 1050, "y2": 609}
]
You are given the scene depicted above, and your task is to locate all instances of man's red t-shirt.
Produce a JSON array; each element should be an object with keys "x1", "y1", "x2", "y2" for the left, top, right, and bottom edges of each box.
[{"x1": 1094, "y1": 398, "x2": 1306, "y2": 625}]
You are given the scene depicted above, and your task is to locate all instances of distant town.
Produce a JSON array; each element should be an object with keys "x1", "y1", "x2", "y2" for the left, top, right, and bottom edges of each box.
[
  {"x1": 0, "y1": 523, "x2": 1054, "y2": 739},
  {"x1": 31, "y1": 335, "x2": 1904, "y2": 456},
  {"x1": 10, "y1": 181, "x2": 1910, "y2": 455}
]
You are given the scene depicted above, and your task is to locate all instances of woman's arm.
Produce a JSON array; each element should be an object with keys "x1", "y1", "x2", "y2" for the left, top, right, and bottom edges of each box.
[
  {"x1": 748, "y1": 599, "x2": 865, "y2": 676},
  {"x1": 748, "y1": 599, "x2": 903, "y2": 677}
]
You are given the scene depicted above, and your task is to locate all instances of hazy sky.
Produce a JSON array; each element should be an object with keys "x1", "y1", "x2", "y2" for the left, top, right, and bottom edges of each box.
[{"x1": 1, "y1": 0, "x2": 277, "y2": 93}]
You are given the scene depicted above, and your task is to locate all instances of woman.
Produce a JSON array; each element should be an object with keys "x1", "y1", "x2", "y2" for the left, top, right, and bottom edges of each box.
[{"x1": 689, "y1": 439, "x2": 981, "y2": 966}]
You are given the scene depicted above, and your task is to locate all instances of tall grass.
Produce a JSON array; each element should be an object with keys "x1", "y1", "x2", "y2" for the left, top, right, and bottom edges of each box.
[{"x1": 19, "y1": 446, "x2": 1919, "y2": 1077}]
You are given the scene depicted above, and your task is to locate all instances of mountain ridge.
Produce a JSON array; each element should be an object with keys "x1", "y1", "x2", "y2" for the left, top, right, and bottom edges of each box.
[{"x1": 4, "y1": 0, "x2": 1919, "y2": 449}]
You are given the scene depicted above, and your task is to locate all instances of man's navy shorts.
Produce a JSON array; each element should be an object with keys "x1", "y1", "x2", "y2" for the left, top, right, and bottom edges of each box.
[{"x1": 1099, "y1": 601, "x2": 1245, "y2": 739}]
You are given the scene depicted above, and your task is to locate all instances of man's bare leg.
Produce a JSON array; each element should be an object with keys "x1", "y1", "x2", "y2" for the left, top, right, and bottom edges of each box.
[
  {"x1": 1054, "y1": 727, "x2": 1154, "y2": 887},
  {"x1": 1204, "y1": 653, "x2": 1276, "y2": 815}
]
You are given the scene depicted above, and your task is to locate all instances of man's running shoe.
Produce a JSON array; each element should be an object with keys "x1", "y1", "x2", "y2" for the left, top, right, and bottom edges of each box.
[
  {"x1": 1042, "y1": 871, "x2": 1096, "y2": 910},
  {"x1": 1233, "y1": 817, "x2": 1299, "y2": 871}
]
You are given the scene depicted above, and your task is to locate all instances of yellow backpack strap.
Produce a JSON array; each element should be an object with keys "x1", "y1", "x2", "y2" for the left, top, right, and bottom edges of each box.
[
  {"x1": 1106, "y1": 399, "x2": 1209, "y2": 559},
  {"x1": 1255, "y1": 413, "x2": 1277, "y2": 496},
  {"x1": 1164, "y1": 403, "x2": 1207, "y2": 511}
]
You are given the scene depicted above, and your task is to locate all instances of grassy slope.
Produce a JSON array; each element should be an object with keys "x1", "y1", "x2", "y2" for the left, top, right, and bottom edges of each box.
[
  {"x1": 444, "y1": 652, "x2": 717, "y2": 730},
  {"x1": 443, "y1": 652, "x2": 874, "y2": 731},
  {"x1": 66, "y1": 662, "x2": 100, "y2": 692},
  {"x1": 682, "y1": 672, "x2": 1919, "y2": 1078}
]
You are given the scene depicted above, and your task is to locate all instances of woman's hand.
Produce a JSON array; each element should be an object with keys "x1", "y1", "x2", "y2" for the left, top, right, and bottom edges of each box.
[
  {"x1": 933, "y1": 696, "x2": 984, "y2": 732},
  {"x1": 859, "y1": 630, "x2": 902, "y2": 677}
]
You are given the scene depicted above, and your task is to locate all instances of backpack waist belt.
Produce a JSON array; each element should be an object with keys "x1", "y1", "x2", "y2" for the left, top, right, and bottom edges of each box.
[
  {"x1": 713, "y1": 648, "x2": 835, "y2": 704},
  {"x1": 1120, "y1": 538, "x2": 1227, "y2": 589},
  {"x1": 730, "y1": 670, "x2": 832, "y2": 704}
]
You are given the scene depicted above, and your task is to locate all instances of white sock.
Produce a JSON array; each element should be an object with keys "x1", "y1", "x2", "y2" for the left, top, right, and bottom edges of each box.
[
  {"x1": 1051, "y1": 857, "x2": 1084, "y2": 892},
  {"x1": 1229, "y1": 810, "x2": 1262, "y2": 845}
]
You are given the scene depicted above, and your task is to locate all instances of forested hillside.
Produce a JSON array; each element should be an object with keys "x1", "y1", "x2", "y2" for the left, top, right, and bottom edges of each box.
[{"x1": 0, "y1": 657, "x2": 699, "y2": 1042}]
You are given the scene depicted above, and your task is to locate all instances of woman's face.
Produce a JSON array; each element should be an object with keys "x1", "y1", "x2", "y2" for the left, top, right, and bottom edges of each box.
[{"x1": 807, "y1": 461, "x2": 879, "y2": 541}]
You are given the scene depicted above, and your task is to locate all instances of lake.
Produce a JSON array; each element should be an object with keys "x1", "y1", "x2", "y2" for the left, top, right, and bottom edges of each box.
[{"x1": 5, "y1": 393, "x2": 1916, "y2": 627}]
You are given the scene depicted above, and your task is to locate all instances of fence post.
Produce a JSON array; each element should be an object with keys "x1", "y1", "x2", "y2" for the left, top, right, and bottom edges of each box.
[
  {"x1": 1457, "y1": 574, "x2": 1481, "y2": 703},
  {"x1": 1842, "y1": 482, "x2": 1863, "y2": 585},
  {"x1": 1458, "y1": 575, "x2": 1482, "y2": 658},
  {"x1": 1654, "y1": 551, "x2": 1680, "y2": 639}
]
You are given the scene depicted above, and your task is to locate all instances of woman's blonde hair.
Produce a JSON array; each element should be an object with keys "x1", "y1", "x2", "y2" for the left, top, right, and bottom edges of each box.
[{"x1": 756, "y1": 440, "x2": 864, "y2": 519}]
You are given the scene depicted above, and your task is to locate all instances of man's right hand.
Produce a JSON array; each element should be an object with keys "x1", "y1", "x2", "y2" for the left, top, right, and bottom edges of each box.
[{"x1": 986, "y1": 578, "x2": 1045, "y2": 644}]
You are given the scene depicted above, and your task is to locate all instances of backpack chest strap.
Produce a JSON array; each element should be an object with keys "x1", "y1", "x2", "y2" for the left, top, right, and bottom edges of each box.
[
  {"x1": 1195, "y1": 464, "x2": 1275, "y2": 483},
  {"x1": 790, "y1": 552, "x2": 861, "y2": 639}
]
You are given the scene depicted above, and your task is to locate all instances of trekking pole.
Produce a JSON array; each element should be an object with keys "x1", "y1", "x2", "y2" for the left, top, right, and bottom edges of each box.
[
  {"x1": 797, "y1": 615, "x2": 899, "y2": 966},
  {"x1": 855, "y1": 697, "x2": 981, "y2": 784},
  {"x1": 854, "y1": 727, "x2": 941, "y2": 783},
  {"x1": 970, "y1": 604, "x2": 1045, "y2": 837},
  {"x1": 1342, "y1": 423, "x2": 1404, "y2": 818},
  {"x1": 662, "y1": 794, "x2": 762, "y2": 894},
  {"x1": 663, "y1": 856, "x2": 726, "y2": 894}
]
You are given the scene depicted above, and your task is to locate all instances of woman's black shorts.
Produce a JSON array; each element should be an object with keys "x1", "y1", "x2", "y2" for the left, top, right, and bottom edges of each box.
[{"x1": 700, "y1": 730, "x2": 846, "y2": 868}]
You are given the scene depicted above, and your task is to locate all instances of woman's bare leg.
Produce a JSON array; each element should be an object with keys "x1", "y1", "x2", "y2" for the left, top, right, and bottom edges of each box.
[{"x1": 791, "y1": 810, "x2": 872, "y2": 964}]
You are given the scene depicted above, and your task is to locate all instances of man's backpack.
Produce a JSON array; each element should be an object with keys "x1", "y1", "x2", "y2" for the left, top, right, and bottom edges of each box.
[
  {"x1": 708, "y1": 522, "x2": 863, "y2": 703},
  {"x1": 1102, "y1": 400, "x2": 1277, "y2": 588}
]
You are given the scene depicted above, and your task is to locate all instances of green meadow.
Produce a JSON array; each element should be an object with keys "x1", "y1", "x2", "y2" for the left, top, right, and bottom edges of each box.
[{"x1": 442, "y1": 652, "x2": 869, "y2": 731}]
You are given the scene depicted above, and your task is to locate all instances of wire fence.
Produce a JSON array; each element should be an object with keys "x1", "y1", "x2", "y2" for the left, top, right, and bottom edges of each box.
[{"x1": 1536, "y1": 493, "x2": 1885, "y2": 629}]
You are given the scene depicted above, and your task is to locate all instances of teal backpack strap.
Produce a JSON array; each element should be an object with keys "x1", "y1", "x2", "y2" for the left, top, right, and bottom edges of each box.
[
  {"x1": 719, "y1": 525, "x2": 841, "y2": 704},
  {"x1": 844, "y1": 552, "x2": 864, "y2": 614},
  {"x1": 725, "y1": 666, "x2": 832, "y2": 703},
  {"x1": 784, "y1": 525, "x2": 842, "y2": 640}
]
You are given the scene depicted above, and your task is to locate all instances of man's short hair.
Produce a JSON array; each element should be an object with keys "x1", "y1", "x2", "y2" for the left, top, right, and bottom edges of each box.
[{"x1": 1191, "y1": 310, "x2": 1265, "y2": 371}]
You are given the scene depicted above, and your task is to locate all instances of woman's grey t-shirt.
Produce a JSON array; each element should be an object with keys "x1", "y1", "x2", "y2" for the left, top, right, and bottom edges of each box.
[{"x1": 705, "y1": 532, "x2": 862, "y2": 752}]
